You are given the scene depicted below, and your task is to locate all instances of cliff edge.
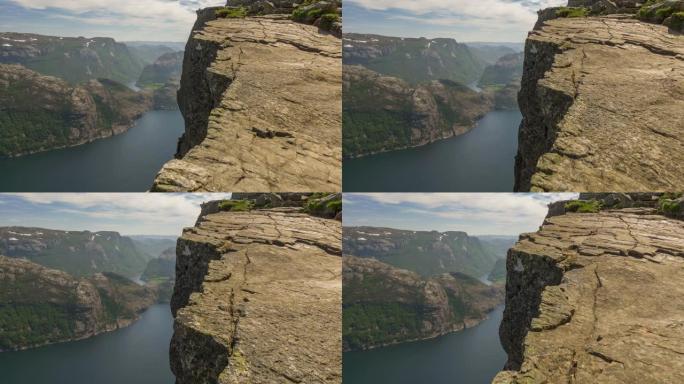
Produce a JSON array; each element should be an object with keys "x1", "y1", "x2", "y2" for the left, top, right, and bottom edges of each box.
[
  {"x1": 152, "y1": 3, "x2": 342, "y2": 192},
  {"x1": 169, "y1": 196, "x2": 342, "y2": 383},
  {"x1": 515, "y1": 7, "x2": 684, "y2": 191},
  {"x1": 494, "y1": 194, "x2": 684, "y2": 383}
]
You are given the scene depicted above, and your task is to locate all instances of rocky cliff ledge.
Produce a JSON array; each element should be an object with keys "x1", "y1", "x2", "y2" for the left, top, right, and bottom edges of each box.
[
  {"x1": 515, "y1": 6, "x2": 684, "y2": 191},
  {"x1": 152, "y1": 3, "x2": 341, "y2": 192},
  {"x1": 169, "y1": 195, "x2": 342, "y2": 383},
  {"x1": 494, "y1": 193, "x2": 684, "y2": 383}
]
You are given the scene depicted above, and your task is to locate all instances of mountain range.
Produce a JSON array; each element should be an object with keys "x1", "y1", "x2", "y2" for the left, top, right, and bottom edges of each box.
[
  {"x1": 343, "y1": 256, "x2": 503, "y2": 351},
  {"x1": 343, "y1": 226, "x2": 516, "y2": 279},
  {"x1": 342, "y1": 33, "x2": 524, "y2": 157},
  {"x1": 0, "y1": 32, "x2": 184, "y2": 157},
  {"x1": 0, "y1": 227, "x2": 178, "y2": 350},
  {"x1": 0, "y1": 256, "x2": 156, "y2": 351},
  {"x1": 342, "y1": 226, "x2": 517, "y2": 350}
]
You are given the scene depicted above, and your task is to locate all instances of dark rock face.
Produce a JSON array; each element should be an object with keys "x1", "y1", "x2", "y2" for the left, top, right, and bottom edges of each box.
[
  {"x1": 515, "y1": 13, "x2": 684, "y2": 192},
  {"x1": 0, "y1": 256, "x2": 155, "y2": 352},
  {"x1": 494, "y1": 204, "x2": 684, "y2": 383},
  {"x1": 170, "y1": 202, "x2": 342, "y2": 383},
  {"x1": 152, "y1": 6, "x2": 341, "y2": 192}
]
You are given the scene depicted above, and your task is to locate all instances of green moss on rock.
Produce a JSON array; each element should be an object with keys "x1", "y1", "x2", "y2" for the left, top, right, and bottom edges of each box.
[
  {"x1": 556, "y1": 7, "x2": 590, "y2": 18},
  {"x1": 218, "y1": 200, "x2": 254, "y2": 212},
  {"x1": 565, "y1": 200, "x2": 603, "y2": 213},
  {"x1": 216, "y1": 6, "x2": 247, "y2": 18}
]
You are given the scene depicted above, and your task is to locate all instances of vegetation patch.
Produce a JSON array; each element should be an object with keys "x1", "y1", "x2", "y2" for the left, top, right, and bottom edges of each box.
[
  {"x1": 637, "y1": 0, "x2": 676, "y2": 23},
  {"x1": 291, "y1": 0, "x2": 340, "y2": 32},
  {"x1": 343, "y1": 302, "x2": 423, "y2": 350},
  {"x1": 218, "y1": 200, "x2": 254, "y2": 212},
  {"x1": 216, "y1": 6, "x2": 247, "y2": 18},
  {"x1": 319, "y1": 13, "x2": 341, "y2": 30},
  {"x1": 565, "y1": 200, "x2": 602, "y2": 213},
  {"x1": 303, "y1": 194, "x2": 342, "y2": 218},
  {"x1": 671, "y1": 11, "x2": 684, "y2": 29},
  {"x1": 658, "y1": 193, "x2": 682, "y2": 216},
  {"x1": 556, "y1": 7, "x2": 590, "y2": 18}
]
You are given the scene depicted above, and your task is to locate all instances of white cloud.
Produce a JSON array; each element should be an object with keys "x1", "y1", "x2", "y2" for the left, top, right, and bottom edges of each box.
[
  {"x1": 346, "y1": 193, "x2": 577, "y2": 235},
  {"x1": 346, "y1": 0, "x2": 567, "y2": 41},
  {"x1": 8, "y1": 0, "x2": 226, "y2": 40},
  {"x1": 4, "y1": 193, "x2": 231, "y2": 235}
]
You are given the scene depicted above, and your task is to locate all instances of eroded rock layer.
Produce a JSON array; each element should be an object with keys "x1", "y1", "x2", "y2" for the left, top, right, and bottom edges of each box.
[
  {"x1": 170, "y1": 204, "x2": 342, "y2": 383},
  {"x1": 152, "y1": 10, "x2": 341, "y2": 192},
  {"x1": 494, "y1": 205, "x2": 684, "y2": 383},
  {"x1": 515, "y1": 15, "x2": 684, "y2": 191}
]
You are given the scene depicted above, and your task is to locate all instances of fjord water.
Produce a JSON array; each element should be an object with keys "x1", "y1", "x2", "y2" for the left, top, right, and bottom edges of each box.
[
  {"x1": 343, "y1": 110, "x2": 521, "y2": 192},
  {"x1": 343, "y1": 306, "x2": 506, "y2": 384},
  {"x1": 0, "y1": 110, "x2": 184, "y2": 192},
  {"x1": 0, "y1": 304, "x2": 174, "y2": 384}
]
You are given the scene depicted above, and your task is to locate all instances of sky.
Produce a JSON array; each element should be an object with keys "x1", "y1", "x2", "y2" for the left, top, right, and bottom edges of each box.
[
  {"x1": 0, "y1": 193, "x2": 231, "y2": 236},
  {"x1": 344, "y1": 0, "x2": 566, "y2": 42},
  {"x1": 343, "y1": 193, "x2": 578, "y2": 236},
  {"x1": 0, "y1": 0, "x2": 226, "y2": 42}
]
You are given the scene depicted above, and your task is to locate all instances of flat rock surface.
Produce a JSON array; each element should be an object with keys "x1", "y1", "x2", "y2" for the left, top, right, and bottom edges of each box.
[
  {"x1": 172, "y1": 207, "x2": 341, "y2": 383},
  {"x1": 153, "y1": 15, "x2": 341, "y2": 192},
  {"x1": 495, "y1": 208, "x2": 684, "y2": 383},
  {"x1": 521, "y1": 16, "x2": 684, "y2": 191}
]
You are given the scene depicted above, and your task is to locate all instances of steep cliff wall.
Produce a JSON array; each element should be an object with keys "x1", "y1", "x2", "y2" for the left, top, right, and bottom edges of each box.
[
  {"x1": 515, "y1": 12, "x2": 684, "y2": 191},
  {"x1": 170, "y1": 198, "x2": 342, "y2": 383},
  {"x1": 494, "y1": 196, "x2": 684, "y2": 383},
  {"x1": 152, "y1": 5, "x2": 341, "y2": 192}
]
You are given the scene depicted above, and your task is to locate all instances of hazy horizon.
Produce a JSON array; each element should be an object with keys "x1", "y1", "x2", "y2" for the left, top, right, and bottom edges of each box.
[
  {"x1": 342, "y1": 193, "x2": 578, "y2": 236},
  {"x1": 0, "y1": 193, "x2": 232, "y2": 236},
  {"x1": 344, "y1": 0, "x2": 566, "y2": 43},
  {"x1": 0, "y1": 0, "x2": 226, "y2": 42}
]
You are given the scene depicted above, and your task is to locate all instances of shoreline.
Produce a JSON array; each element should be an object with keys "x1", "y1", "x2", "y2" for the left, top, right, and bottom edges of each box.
[
  {"x1": 343, "y1": 305, "x2": 504, "y2": 353},
  {"x1": 0, "y1": 104, "x2": 181, "y2": 159},
  {"x1": 343, "y1": 108, "x2": 519, "y2": 160},
  {"x1": 0, "y1": 305, "x2": 156, "y2": 353}
]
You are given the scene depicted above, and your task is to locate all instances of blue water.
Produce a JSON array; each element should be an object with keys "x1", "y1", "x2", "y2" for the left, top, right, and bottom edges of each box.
[
  {"x1": 0, "y1": 304, "x2": 174, "y2": 384},
  {"x1": 343, "y1": 306, "x2": 507, "y2": 384},
  {"x1": 343, "y1": 110, "x2": 521, "y2": 192},
  {"x1": 0, "y1": 110, "x2": 184, "y2": 192}
]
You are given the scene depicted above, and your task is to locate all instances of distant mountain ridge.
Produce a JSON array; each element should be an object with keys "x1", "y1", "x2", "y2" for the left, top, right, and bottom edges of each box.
[
  {"x1": 342, "y1": 32, "x2": 524, "y2": 157},
  {"x1": 0, "y1": 32, "x2": 144, "y2": 85},
  {"x1": 0, "y1": 226, "x2": 150, "y2": 279},
  {"x1": 0, "y1": 32, "x2": 185, "y2": 156},
  {"x1": 343, "y1": 33, "x2": 486, "y2": 86},
  {"x1": 343, "y1": 226, "x2": 509, "y2": 279}
]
